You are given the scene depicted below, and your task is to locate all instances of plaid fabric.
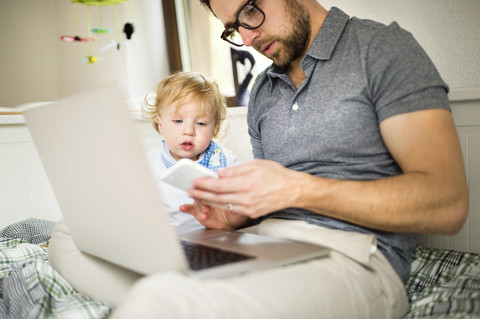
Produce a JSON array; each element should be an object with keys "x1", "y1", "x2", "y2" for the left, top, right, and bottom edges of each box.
[
  {"x1": 0, "y1": 219, "x2": 112, "y2": 318},
  {"x1": 0, "y1": 218, "x2": 56, "y2": 245},
  {"x1": 404, "y1": 245, "x2": 480, "y2": 318}
]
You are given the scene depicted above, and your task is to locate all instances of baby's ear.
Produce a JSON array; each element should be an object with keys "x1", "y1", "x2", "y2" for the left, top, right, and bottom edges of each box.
[{"x1": 155, "y1": 115, "x2": 162, "y2": 133}]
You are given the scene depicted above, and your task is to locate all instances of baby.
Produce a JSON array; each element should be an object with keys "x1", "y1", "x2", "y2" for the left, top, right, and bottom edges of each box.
[{"x1": 142, "y1": 71, "x2": 239, "y2": 226}]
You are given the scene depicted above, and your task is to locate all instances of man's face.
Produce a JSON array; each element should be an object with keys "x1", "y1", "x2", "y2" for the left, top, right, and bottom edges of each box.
[{"x1": 211, "y1": 0, "x2": 311, "y2": 68}]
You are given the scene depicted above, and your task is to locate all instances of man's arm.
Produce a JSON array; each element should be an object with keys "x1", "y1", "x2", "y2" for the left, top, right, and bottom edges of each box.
[
  {"x1": 292, "y1": 108, "x2": 468, "y2": 234},
  {"x1": 189, "y1": 109, "x2": 468, "y2": 234}
]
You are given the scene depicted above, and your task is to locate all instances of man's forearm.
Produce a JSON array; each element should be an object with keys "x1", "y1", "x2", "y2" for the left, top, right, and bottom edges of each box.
[{"x1": 292, "y1": 170, "x2": 468, "y2": 234}]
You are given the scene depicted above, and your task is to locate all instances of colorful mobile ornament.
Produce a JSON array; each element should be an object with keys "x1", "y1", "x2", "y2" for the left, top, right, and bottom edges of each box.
[
  {"x1": 82, "y1": 55, "x2": 102, "y2": 64},
  {"x1": 60, "y1": 35, "x2": 94, "y2": 43},
  {"x1": 60, "y1": 5, "x2": 94, "y2": 44},
  {"x1": 92, "y1": 27, "x2": 113, "y2": 34},
  {"x1": 92, "y1": 5, "x2": 113, "y2": 34},
  {"x1": 122, "y1": 0, "x2": 134, "y2": 41},
  {"x1": 123, "y1": 22, "x2": 134, "y2": 39}
]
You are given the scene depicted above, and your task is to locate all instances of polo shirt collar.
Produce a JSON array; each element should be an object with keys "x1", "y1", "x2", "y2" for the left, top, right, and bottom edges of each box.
[{"x1": 307, "y1": 7, "x2": 350, "y2": 61}]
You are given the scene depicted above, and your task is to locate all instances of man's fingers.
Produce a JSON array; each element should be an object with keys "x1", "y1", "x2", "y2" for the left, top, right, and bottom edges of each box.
[{"x1": 217, "y1": 161, "x2": 258, "y2": 178}]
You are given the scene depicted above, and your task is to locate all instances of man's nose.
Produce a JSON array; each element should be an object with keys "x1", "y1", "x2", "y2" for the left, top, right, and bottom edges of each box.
[{"x1": 238, "y1": 26, "x2": 259, "y2": 47}]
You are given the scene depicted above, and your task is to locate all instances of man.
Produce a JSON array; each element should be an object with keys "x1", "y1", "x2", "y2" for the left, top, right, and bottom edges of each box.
[{"x1": 115, "y1": 0, "x2": 468, "y2": 317}]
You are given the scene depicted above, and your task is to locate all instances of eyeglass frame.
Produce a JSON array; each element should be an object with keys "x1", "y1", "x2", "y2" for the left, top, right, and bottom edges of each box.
[{"x1": 220, "y1": 0, "x2": 266, "y2": 47}]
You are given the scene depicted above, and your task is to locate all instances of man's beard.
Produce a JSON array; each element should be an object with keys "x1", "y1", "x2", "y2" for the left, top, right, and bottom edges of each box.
[{"x1": 256, "y1": 1, "x2": 311, "y2": 68}]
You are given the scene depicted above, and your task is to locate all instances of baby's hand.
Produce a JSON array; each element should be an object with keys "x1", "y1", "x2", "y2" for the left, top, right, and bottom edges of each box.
[{"x1": 179, "y1": 203, "x2": 247, "y2": 230}]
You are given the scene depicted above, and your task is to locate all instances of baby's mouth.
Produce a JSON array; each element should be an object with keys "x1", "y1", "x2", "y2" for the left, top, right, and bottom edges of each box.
[{"x1": 181, "y1": 142, "x2": 194, "y2": 151}]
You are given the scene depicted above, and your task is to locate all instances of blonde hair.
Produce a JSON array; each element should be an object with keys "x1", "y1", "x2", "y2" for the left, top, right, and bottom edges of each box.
[{"x1": 143, "y1": 71, "x2": 227, "y2": 138}]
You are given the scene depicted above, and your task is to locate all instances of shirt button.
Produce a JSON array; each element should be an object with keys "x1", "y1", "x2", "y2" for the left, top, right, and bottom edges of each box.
[{"x1": 292, "y1": 102, "x2": 299, "y2": 111}]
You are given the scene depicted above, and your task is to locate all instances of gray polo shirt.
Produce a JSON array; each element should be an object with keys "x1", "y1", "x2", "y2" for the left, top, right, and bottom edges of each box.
[{"x1": 247, "y1": 7, "x2": 450, "y2": 283}]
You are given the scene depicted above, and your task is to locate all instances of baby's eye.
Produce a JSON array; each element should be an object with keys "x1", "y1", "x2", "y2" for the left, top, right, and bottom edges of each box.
[
  {"x1": 173, "y1": 119, "x2": 183, "y2": 124},
  {"x1": 196, "y1": 121, "x2": 207, "y2": 126}
]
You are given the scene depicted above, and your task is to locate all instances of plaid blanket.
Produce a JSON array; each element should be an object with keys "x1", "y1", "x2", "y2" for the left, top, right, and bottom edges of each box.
[
  {"x1": 0, "y1": 219, "x2": 112, "y2": 318},
  {"x1": 404, "y1": 245, "x2": 480, "y2": 318}
]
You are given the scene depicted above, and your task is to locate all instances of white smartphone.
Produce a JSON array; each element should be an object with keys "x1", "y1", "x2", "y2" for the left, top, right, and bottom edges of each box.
[{"x1": 159, "y1": 158, "x2": 218, "y2": 192}]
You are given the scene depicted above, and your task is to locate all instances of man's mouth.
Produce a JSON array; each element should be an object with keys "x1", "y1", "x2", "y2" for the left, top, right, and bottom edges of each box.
[
  {"x1": 262, "y1": 41, "x2": 275, "y2": 56},
  {"x1": 181, "y1": 142, "x2": 194, "y2": 151}
]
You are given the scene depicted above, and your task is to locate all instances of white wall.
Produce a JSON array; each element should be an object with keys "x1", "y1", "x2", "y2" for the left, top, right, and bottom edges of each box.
[
  {"x1": 320, "y1": 0, "x2": 480, "y2": 90},
  {"x1": 0, "y1": 0, "x2": 478, "y2": 107},
  {"x1": 0, "y1": 0, "x2": 169, "y2": 108},
  {"x1": 0, "y1": 0, "x2": 59, "y2": 107}
]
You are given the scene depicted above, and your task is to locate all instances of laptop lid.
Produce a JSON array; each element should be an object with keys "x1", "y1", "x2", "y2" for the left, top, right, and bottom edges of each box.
[
  {"x1": 23, "y1": 86, "x2": 329, "y2": 278},
  {"x1": 24, "y1": 87, "x2": 189, "y2": 275}
]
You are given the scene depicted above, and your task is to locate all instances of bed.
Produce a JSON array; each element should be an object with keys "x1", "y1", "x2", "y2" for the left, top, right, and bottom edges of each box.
[
  {"x1": 1, "y1": 91, "x2": 480, "y2": 317},
  {"x1": 1, "y1": 218, "x2": 479, "y2": 319}
]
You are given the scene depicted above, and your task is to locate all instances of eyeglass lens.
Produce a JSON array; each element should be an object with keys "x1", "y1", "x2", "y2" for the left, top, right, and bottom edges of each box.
[
  {"x1": 238, "y1": 3, "x2": 263, "y2": 28},
  {"x1": 223, "y1": 1, "x2": 264, "y2": 46}
]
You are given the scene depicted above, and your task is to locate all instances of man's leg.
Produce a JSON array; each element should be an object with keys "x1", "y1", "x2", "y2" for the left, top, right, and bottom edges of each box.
[{"x1": 111, "y1": 221, "x2": 408, "y2": 318}]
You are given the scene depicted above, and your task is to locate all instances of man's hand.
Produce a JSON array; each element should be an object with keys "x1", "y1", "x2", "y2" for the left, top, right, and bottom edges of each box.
[{"x1": 187, "y1": 160, "x2": 303, "y2": 219}]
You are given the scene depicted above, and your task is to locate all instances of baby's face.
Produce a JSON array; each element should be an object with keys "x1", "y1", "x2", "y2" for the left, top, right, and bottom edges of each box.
[{"x1": 158, "y1": 101, "x2": 216, "y2": 161}]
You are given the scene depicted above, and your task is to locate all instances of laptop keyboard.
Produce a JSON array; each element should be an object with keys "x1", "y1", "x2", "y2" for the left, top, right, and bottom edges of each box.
[{"x1": 181, "y1": 240, "x2": 254, "y2": 271}]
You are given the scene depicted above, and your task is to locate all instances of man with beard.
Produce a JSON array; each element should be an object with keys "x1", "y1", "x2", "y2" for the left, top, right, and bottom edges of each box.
[{"x1": 113, "y1": 0, "x2": 467, "y2": 317}]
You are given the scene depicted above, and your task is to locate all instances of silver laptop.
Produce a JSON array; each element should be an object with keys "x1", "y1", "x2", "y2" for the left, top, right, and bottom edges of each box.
[{"x1": 23, "y1": 86, "x2": 329, "y2": 278}]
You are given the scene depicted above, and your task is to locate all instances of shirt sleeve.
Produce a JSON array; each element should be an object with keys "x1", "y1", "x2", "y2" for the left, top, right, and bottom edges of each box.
[{"x1": 366, "y1": 22, "x2": 450, "y2": 123}]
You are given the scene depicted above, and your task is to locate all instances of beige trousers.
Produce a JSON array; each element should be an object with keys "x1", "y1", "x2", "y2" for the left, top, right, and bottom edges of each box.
[{"x1": 48, "y1": 219, "x2": 409, "y2": 318}]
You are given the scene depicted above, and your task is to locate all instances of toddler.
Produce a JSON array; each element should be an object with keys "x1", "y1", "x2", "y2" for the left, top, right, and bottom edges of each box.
[{"x1": 142, "y1": 71, "x2": 238, "y2": 226}]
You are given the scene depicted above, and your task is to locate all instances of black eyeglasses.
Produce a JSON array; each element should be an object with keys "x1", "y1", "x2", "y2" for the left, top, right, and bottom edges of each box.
[{"x1": 220, "y1": 0, "x2": 265, "y2": 47}]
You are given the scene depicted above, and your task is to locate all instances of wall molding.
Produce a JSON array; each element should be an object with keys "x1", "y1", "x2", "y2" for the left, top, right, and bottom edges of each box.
[{"x1": 449, "y1": 88, "x2": 480, "y2": 102}]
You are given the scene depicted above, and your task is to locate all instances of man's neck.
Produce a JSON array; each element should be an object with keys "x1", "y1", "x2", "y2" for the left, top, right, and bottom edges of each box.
[
  {"x1": 287, "y1": 2, "x2": 328, "y2": 88},
  {"x1": 287, "y1": 59, "x2": 306, "y2": 88}
]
